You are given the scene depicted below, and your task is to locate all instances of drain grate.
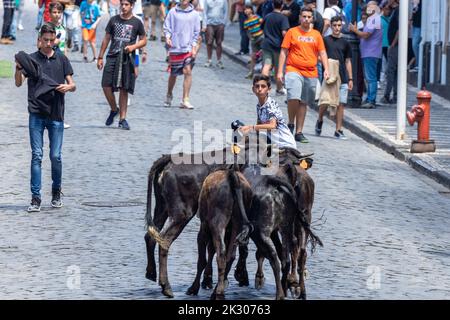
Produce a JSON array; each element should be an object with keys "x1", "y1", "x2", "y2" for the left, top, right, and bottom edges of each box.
[{"x1": 81, "y1": 201, "x2": 145, "y2": 208}]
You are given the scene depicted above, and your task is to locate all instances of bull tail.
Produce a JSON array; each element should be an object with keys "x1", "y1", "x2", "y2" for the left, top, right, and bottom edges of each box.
[
  {"x1": 266, "y1": 176, "x2": 323, "y2": 251},
  {"x1": 229, "y1": 169, "x2": 253, "y2": 245},
  {"x1": 145, "y1": 154, "x2": 172, "y2": 250}
]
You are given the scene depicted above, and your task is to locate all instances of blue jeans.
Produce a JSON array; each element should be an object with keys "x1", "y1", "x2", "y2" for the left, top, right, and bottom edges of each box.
[
  {"x1": 29, "y1": 114, "x2": 64, "y2": 198},
  {"x1": 362, "y1": 57, "x2": 379, "y2": 103},
  {"x1": 412, "y1": 27, "x2": 421, "y2": 68},
  {"x1": 238, "y1": 12, "x2": 249, "y2": 54}
]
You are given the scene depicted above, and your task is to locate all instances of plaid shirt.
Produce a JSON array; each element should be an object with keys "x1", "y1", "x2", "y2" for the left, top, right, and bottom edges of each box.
[{"x1": 3, "y1": 0, "x2": 16, "y2": 9}]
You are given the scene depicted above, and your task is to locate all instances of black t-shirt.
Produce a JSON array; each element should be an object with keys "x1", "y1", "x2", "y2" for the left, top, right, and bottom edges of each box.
[
  {"x1": 262, "y1": 11, "x2": 290, "y2": 51},
  {"x1": 27, "y1": 51, "x2": 73, "y2": 121},
  {"x1": 149, "y1": 0, "x2": 162, "y2": 5},
  {"x1": 312, "y1": 10, "x2": 324, "y2": 34},
  {"x1": 388, "y1": 7, "x2": 399, "y2": 45},
  {"x1": 282, "y1": 2, "x2": 300, "y2": 28},
  {"x1": 412, "y1": 2, "x2": 421, "y2": 28},
  {"x1": 323, "y1": 35, "x2": 352, "y2": 84},
  {"x1": 105, "y1": 15, "x2": 146, "y2": 58}
]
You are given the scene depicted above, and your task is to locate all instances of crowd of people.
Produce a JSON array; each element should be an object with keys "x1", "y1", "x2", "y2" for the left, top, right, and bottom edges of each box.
[{"x1": 5, "y1": 0, "x2": 422, "y2": 210}]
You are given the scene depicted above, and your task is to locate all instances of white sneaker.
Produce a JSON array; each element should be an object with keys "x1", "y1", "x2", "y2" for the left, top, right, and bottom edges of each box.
[
  {"x1": 216, "y1": 61, "x2": 224, "y2": 69},
  {"x1": 127, "y1": 97, "x2": 131, "y2": 106},
  {"x1": 164, "y1": 94, "x2": 173, "y2": 107},
  {"x1": 18, "y1": 23, "x2": 24, "y2": 31},
  {"x1": 276, "y1": 88, "x2": 287, "y2": 96},
  {"x1": 64, "y1": 123, "x2": 71, "y2": 129},
  {"x1": 204, "y1": 60, "x2": 212, "y2": 67},
  {"x1": 180, "y1": 98, "x2": 194, "y2": 109}
]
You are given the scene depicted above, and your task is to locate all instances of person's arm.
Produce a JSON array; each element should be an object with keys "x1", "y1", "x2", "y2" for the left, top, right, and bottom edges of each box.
[
  {"x1": 14, "y1": 62, "x2": 25, "y2": 87},
  {"x1": 349, "y1": 22, "x2": 372, "y2": 39},
  {"x1": 97, "y1": 32, "x2": 111, "y2": 70},
  {"x1": 319, "y1": 50, "x2": 329, "y2": 80},
  {"x1": 390, "y1": 30, "x2": 399, "y2": 48},
  {"x1": 345, "y1": 57, "x2": 353, "y2": 90},
  {"x1": 164, "y1": 10, "x2": 173, "y2": 48},
  {"x1": 191, "y1": 16, "x2": 201, "y2": 58},
  {"x1": 241, "y1": 118, "x2": 277, "y2": 134},
  {"x1": 223, "y1": 0, "x2": 228, "y2": 25},
  {"x1": 125, "y1": 34, "x2": 147, "y2": 52},
  {"x1": 56, "y1": 74, "x2": 76, "y2": 93},
  {"x1": 277, "y1": 47, "x2": 288, "y2": 83}
]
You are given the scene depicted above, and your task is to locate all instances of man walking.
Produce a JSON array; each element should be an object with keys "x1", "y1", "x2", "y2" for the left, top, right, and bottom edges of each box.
[
  {"x1": 14, "y1": 23, "x2": 76, "y2": 212},
  {"x1": 1, "y1": 0, "x2": 15, "y2": 44},
  {"x1": 316, "y1": 15, "x2": 352, "y2": 139},
  {"x1": 382, "y1": 0, "x2": 399, "y2": 104},
  {"x1": 163, "y1": 0, "x2": 200, "y2": 109},
  {"x1": 97, "y1": 0, "x2": 147, "y2": 130},
  {"x1": 203, "y1": 0, "x2": 228, "y2": 69},
  {"x1": 349, "y1": 1, "x2": 382, "y2": 108},
  {"x1": 278, "y1": 7, "x2": 329, "y2": 143}
]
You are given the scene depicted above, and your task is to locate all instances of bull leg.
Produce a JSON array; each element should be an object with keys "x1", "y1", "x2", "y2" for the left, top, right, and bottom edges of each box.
[
  {"x1": 234, "y1": 244, "x2": 249, "y2": 287},
  {"x1": 254, "y1": 249, "x2": 265, "y2": 290},
  {"x1": 223, "y1": 221, "x2": 240, "y2": 287},
  {"x1": 280, "y1": 228, "x2": 292, "y2": 297},
  {"x1": 255, "y1": 233, "x2": 285, "y2": 300},
  {"x1": 201, "y1": 240, "x2": 215, "y2": 290},
  {"x1": 297, "y1": 227, "x2": 308, "y2": 300},
  {"x1": 145, "y1": 209, "x2": 168, "y2": 282},
  {"x1": 158, "y1": 217, "x2": 192, "y2": 298},
  {"x1": 288, "y1": 229, "x2": 300, "y2": 297},
  {"x1": 210, "y1": 228, "x2": 227, "y2": 300},
  {"x1": 186, "y1": 223, "x2": 209, "y2": 295}
]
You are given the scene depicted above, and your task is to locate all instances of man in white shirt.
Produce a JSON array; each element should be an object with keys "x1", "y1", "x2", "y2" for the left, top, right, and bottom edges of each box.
[
  {"x1": 322, "y1": 0, "x2": 347, "y2": 36},
  {"x1": 203, "y1": 0, "x2": 228, "y2": 69}
]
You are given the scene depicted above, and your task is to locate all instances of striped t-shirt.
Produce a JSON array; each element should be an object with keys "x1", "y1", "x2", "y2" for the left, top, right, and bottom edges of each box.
[{"x1": 244, "y1": 15, "x2": 263, "y2": 40}]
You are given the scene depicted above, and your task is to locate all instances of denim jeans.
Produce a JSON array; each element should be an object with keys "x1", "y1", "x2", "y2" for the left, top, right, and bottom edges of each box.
[
  {"x1": 29, "y1": 113, "x2": 64, "y2": 198},
  {"x1": 412, "y1": 27, "x2": 421, "y2": 68},
  {"x1": 238, "y1": 12, "x2": 249, "y2": 54},
  {"x1": 64, "y1": 6, "x2": 81, "y2": 47},
  {"x1": 362, "y1": 57, "x2": 379, "y2": 103}
]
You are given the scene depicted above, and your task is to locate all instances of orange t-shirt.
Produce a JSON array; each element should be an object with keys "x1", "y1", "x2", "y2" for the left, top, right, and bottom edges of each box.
[{"x1": 281, "y1": 27, "x2": 325, "y2": 78}]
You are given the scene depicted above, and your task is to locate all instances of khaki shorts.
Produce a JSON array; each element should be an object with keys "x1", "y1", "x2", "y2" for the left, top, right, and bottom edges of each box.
[
  {"x1": 206, "y1": 24, "x2": 225, "y2": 45},
  {"x1": 144, "y1": 4, "x2": 164, "y2": 22}
]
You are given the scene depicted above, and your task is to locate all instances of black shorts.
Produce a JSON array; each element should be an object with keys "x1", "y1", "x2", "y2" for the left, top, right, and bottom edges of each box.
[{"x1": 101, "y1": 57, "x2": 136, "y2": 94}]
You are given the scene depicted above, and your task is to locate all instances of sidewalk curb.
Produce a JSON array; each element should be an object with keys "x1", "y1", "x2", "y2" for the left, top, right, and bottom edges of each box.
[{"x1": 222, "y1": 44, "x2": 450, "y2": 190}]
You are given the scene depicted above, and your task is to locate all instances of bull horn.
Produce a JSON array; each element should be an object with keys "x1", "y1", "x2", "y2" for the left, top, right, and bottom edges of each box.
[{"x1": 147, "y1": 226, "x2": 170, "y2": 250}]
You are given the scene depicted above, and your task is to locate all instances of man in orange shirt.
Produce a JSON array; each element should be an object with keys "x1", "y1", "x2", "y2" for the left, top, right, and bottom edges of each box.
[{"x1": 277, "y1": 7, "x2": 329, "y2": 143}]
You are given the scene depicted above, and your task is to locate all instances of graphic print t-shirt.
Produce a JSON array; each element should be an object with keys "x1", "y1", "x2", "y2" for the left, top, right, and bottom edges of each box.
[{"x1": 105, "y1": 15, "x2": 146, "y2": 58}]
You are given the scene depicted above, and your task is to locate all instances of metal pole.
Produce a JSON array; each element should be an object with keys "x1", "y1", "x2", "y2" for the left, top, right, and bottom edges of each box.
[{"x1": 396, "y1": 0, "x2": 409, "y2": 140}]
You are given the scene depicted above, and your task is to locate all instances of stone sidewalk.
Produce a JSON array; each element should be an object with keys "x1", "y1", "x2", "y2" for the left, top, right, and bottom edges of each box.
[{"x1": 222, "y1": 23, "x2": 450, "y2": 190}]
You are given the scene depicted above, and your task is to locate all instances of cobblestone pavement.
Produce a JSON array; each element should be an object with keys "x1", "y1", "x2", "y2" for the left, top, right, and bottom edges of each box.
[{"x1": 1, "y1": 4, "x2": 450, "y2": 299}]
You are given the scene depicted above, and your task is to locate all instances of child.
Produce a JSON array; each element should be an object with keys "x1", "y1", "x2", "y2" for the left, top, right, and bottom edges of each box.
[
  {"x1": 243, "y1": 5, "x2": 264, "y2": 79},
  {"x1": 80, "y1": 0, "x2": 102, "y2": 62},
  {"x1": 240, "y1": 75, "x2": 297, "y2": 149},
  {"x1": 49, "y1": 2, "x2": 66, "y2": 55}
]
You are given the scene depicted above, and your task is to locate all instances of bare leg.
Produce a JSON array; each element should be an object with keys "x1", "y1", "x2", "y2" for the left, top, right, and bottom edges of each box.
[
  {"x1": 118, "y1": 89, "x2": 128, "y2": 120},
  {"x1": 167, "y1": 74, "x2": 177, "y2": 96},
  {"x1": 90, "y1": 40, "x2": 97, "y2": 59},
  {"x1": 182, "y1": 65, "x2": 192, "y2": 101},
  {"x1": 102, "y1": 87, "x2": 118, "y2": 112},
  {"x1": 216, "y1": 42, "x2": 223, "y2": 61},
  {"x1": 206, "y1": 44, "x2": 213, "y2": 61},
  {"x1": 287, "y1": 99, "x2": 300, "y2": 125},
  {"x1": 336, "y1": 104, "x2": 344, "y2": 132},
  {"x1": 295, "y1": 102, "x2": 307, "y2": 134}
]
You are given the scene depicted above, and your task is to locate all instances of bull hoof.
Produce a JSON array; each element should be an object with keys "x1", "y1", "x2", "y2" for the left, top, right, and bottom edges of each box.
[
  {"x1": 234, "y1": 269, "x2": 249, "y2": 287},
  {"x1": 161, "y1": 283, "x2": 174, "y2": 298},
  {"x1": 145, "y1": 270, "x2": 157, "y2": 282},
  {"x1": 201, "y1": 275, "x2": 213, "y2": 290},
  {"x1": 210, "y1": 291, "x2": 225, "y2": 300},
  {"x1": 255, "y1": 274, "x2": 265, "y2": 290},
  {"x1": 186, "y1": 285, "x2": 199, "y2": 296},
  {"x1": 276, "y1": 294, "x2": 286, "y2": 300},
  {"x1": 298, "y1": 292, "x2": 307, "y2": 300}
]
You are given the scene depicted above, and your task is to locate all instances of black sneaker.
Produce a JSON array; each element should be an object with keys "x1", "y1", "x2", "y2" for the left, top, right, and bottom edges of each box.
[
  {"x1": 51, "y1": 189, "x2": 63, "y2": 208},
  {"x1": 27, "y1": 197, "x2": 41, "y2": 212},
  {"x1": 105, "y1": 110, "x2": 119, "y2": 126},
  {"x1": 118, "y1": 119, "x2": 130, "y2": 130},
  {"x1": 315, "y1": 120, "x2": 323, "y2": 136},
  {"x1": 71, "y1": 45, "x2": 79, "y2": 52},
  {"x1": 334, "y1": 130, "x2": 348, "y2": 140},
  {"x1": 288, "y1": 123, "x2": 295, "y2": 134},
  {"x1": 295, "y1": 132, "x2": 309, "y2": 143}
]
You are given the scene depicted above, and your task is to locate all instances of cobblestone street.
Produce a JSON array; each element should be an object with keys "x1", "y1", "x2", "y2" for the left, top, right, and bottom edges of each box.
[{"x1": 1, "y1": 4, "x2": 450, "y2": 300}]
